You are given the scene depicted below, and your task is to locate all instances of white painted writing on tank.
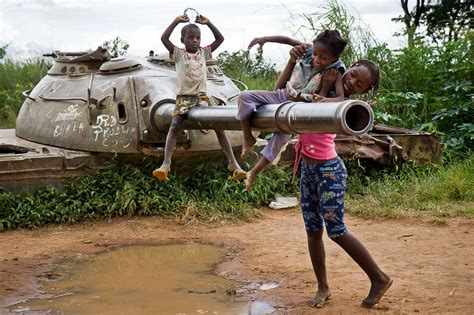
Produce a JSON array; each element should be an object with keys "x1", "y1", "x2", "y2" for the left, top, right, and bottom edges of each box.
[
  {"x1": 53, "y1": 122, "x2": 84, "y2": 137},
  {"x1": 55, "y1": 104, "x2": 82, "y2": 122},
  {"x1": 91, "y1": 114, "x2": 135, "y2": 147}
]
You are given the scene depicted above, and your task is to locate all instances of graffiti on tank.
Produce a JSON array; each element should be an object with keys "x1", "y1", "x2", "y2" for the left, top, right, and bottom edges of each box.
[
  {"x1": 53, "y1": 104, "x2": 84, "y2": 137},
  {"x1": 91, "y1": 114, "x2": 135, "y2": 147},
  {"x1": 55, "y1": 104, "x2": 82, "y2": 122},
  {"x1": 53, "y1": 122, "x2": 84, "y2": 138}
]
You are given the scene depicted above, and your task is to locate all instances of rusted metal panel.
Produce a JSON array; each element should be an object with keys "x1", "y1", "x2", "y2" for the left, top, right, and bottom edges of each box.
[
  {"x1": 0, "y1": 129, "x2": 107, "y2": 193},
  {"x1": 277, "y1": 125, "x2": 443, "y2": 166}
]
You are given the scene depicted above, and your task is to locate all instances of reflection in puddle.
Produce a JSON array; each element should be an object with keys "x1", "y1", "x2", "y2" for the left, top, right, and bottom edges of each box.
[{"x1": 11, "y1": 244, "x2": 275, "y2": 314}]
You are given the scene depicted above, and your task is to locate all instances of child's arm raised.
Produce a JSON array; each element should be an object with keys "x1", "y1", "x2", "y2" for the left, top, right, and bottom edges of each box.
[
  {"x1": 274, "y1": 57, "x2": 297, "y2": 90},
  {"x1": 274, "y1": 44, "x2": 311, "y2": 91},
  {"x1": 161, "y1": 15, "x2": 189, "y2": 54},
  {"x1": 274, "y1": 44, "x2": 307, "y2": 90},
  {"x1": 195, "y1": 15, "x2": 224, "y2": 52},
  {"x1": 248, "y1": 36, "x2": 305, "y2": 51}
]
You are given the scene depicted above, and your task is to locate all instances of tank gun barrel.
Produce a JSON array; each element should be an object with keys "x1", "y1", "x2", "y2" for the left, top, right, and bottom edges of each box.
[
  {"x1": 153, "y1": 100, "x2": 373, "y2": 136},
  {"x1": 42, "y1": 51, "x2": 90, "y2": 58}
]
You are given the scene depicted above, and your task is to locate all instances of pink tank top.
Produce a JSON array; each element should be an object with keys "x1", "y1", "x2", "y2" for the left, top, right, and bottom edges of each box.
[{"x1": 291, "y1": 133, "x2": 337, "y2": 184}]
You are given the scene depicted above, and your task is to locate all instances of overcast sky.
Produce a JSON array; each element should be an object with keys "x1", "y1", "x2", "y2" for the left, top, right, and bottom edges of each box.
[{"x1": 0, "y1": 0, "x2": 404, "y2": 66}]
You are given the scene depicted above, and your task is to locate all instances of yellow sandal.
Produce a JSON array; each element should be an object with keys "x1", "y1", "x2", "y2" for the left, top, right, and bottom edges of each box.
[
  {"x1": 228, "y1": 169, "x2": 247, "y2": 181},
  {"x1": 152, "y1": 168, "x2": 170, "y2": 182}
]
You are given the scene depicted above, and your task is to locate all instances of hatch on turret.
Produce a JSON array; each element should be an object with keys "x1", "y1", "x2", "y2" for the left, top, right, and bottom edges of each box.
[{"x1": 99, "y1": 57, "x2": 142, "y2": 74}]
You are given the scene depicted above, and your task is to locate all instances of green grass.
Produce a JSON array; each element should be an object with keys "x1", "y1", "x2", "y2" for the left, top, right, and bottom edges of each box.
[
  {"x1": 0, "y1": 160, "x2": 298, "y2": 231},
  {"x1": 0, "y1": 59, "x2": 49, "y2": 128},
  {"x1": 0, "y1": 59, "x2": 47, "y2": 90},
  {"x1": 2, "y1": 154, "x2": 472, "y2": 231},
  {"x1": 1, "y1": 155, "x2": 472, "y2": 230},
  {"x1": 345, "y1": 154, "x2": 474, "y2": 222}
]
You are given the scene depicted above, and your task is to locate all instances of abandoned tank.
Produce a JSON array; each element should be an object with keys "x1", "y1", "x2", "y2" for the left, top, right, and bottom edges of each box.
[{"x1": 0, "y1": 47, "x2": 441, "y2": 192}]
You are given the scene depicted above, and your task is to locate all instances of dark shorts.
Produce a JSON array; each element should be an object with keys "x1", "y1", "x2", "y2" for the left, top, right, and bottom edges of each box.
[{"x1": 300, "y1": 156, "x2": 347, "y2": 238}]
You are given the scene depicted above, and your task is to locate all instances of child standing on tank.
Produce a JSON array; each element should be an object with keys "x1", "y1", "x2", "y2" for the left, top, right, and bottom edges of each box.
[{"x1": 153, "y1": 12, "x2": 246, "y2": 181}]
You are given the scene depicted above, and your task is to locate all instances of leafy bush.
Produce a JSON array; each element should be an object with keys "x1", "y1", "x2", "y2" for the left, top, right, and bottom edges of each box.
[
  {"x1": 102, "y1": 36, "x2": 129, "y2": 57},
  {"x1": 217, "y1": 50, "x2": 279, "y2": 90},
  {"x1": 0, "y1": 59, "x2": 49, "y2": 128},
  {"x1": 285, "y1": 0, "x2": 473, "y2": 154},
  {"x1": 0, "y1": 82, "x2": 33, "y2": 128},
  {"x1": 370, "y1": 37, "x2": 473, "y2": 153}
]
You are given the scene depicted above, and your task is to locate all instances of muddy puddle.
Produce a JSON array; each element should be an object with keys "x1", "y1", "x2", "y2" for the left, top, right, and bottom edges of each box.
[{"x1": 10, "y1": 243, "x2": 275, "y2": 314}]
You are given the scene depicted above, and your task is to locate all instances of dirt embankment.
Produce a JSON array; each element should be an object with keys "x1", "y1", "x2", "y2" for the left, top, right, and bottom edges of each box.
[{"x1": 1, "y1": 209, "x2": 473, "y2": 314}]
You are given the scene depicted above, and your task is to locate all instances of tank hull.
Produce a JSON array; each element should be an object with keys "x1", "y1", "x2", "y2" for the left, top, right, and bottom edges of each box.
[
  {"x1": 1, "y1": 128, "x2": 243, "y2": 193},
  {"x1": 1, "y1": 124, "x2": 443, "y2": 193}
]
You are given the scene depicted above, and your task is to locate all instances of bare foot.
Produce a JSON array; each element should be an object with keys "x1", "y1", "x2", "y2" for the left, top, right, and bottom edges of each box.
[
  {"x1": 152, "y1": 167, "x2": 170, "y2": 182},
  {"x1": 241, "y1": 136, "x2": 257, "y2": 159},
  {"x1": 312, "y1": 289, "x2": 331, "y2": 308},
  {"x1": 244, "y1": 171, "x2": 255, "y2": 191},
  {"x1": 361, "y1": 277, "x2": 392, "y2": 308}
]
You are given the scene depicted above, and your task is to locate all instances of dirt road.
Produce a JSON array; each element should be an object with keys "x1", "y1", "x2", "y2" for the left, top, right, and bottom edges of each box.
[{"x1": 1, "y1": 209, "x2": 473, "y2": 314}]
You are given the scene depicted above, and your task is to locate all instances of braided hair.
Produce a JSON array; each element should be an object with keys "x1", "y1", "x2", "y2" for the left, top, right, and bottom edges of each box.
[{"x1": 350, "y1": 59, "x2": 380, "y2": 93}]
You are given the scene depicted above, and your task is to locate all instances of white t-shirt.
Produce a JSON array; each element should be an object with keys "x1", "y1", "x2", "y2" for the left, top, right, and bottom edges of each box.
[{"x1": 172, "y1": 46, "x2": 212, "y2": 95}]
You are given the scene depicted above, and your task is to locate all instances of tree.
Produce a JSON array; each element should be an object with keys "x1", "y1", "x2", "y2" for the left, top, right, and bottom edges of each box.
[
  {"x1": 392, "y1": 0, "x2": 427, "y2": 48},
  {"x1": 0, "y1": 44, "x2": 8, "y2": 59},
  {"x1": 424, "y1": 0, "x2": 472, "y2": 43},
  {"x1": 102, "y1": 36, "x2": 129, "y2": 57}
]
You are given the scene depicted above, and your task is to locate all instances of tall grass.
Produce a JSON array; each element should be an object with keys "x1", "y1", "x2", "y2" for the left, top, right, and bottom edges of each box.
[
  {"x1": 0, "y1": 58, "x2": 49, "y2": 128},
  {"x1": 285, "y1": 0, "x2": 378, "y2": 65},
  {"x1": 2, "y1": 154, "x2": 471, "y2": 230},
  {"x1": 346, "y1": 155, "x2": 474, "y2": 222},
  {"x1": 218, "y1": 50, "x2": 280, "y2": 90},
  {"x1": 0, "y1": 160, "x2": 298, "y2": 230},
  {"x1": 0, "y1": 58, "x2": 47, "y2": 90}
]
